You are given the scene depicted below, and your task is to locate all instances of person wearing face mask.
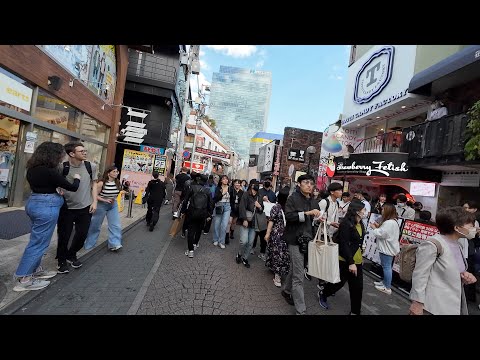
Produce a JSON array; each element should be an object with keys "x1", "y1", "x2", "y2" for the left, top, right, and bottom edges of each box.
[
  {"x1": 318, "y1": 199, "x2": 366, "y2": 315},
  {"x1": 409, "y1": 207, "x2": 477, "y2": 315},
  {"x1": 395, "y1": 194, "x2": 415, "y2": 220}
]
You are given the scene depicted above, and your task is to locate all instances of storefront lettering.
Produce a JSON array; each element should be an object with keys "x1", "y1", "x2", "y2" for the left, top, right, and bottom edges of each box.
[
  {"x1": 337, "y1": 160, "x2": 408, "y2": 177},
  {"x1": 6, "y1": 87, "x2": 30, "y2": 102}
]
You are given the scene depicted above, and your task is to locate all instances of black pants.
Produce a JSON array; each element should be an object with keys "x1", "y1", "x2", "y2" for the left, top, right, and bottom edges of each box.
[
  {"x1": 187, "y1": 217, "x2": 205, "y2": 251},
  {"x1": 203, "y1": 217, "x2": 212, "y2": 233},
  {"x1": 465, "y1": 255, "x2": 477, "y2": 302},
  {"x1": 56, "y1": 205, "x2": 92, "y2": 264},
  {"x1": 146, "y1": 202, "x2": 161, "y2": 227},
  {"x1": 253, "y1": 230, "x2": 267, "y2": 254},
  {"x1": 183, "y1": 213, "x2": 190, "y2": 234},
  {"x1": 323, "y1": 261, "x2": 363, "y2": 315}
]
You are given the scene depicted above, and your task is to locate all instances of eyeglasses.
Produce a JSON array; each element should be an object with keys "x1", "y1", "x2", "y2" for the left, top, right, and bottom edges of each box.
[
  {"x1": 301, "y1": 180, "x2": 314, "y2": 185},
  {"x1": 76, "y1": 150, "x2": 88, "y2": 154}
]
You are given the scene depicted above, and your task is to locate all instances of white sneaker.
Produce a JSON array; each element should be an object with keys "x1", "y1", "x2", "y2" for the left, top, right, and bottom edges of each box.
[
  {"x1": 373, "y1": 281, "x2": 384, "y2": 287},
  {"x1": 273, "y1": 274, "x2": 281, "y2": 287},
  {"x1": 193, "y1": 243, "x2": 199, "y2": 250},
  {"x1": 184, "y1": 250, "x2": 194, "y2": 258},
  {"x1": 33, "y1": 266, "x2": 57, "y2": 279},
  {"x1": 375, "y1": 284, "x2": 392, "y2": 295},
  {"x1": 213, "y1": 242, "x2": 219, "y2": 246},
  {"x1": 13, "y1": 278, "x2": 50, "y2": 292},
  {"x1": 250, "y1": 249, "x2": 255, "y2": 255},
  {"x1": 219, "y1": 244, "x2": 226, "y2": 249},
  {"x1": 110, "y1": 245, "x2": 123, "y2": 251},
  {"x1": 258, "y1": 253, "x2": 266, "y2": 261}
]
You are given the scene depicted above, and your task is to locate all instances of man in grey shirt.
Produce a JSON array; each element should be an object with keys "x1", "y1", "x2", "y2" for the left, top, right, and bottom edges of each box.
[{"x1": 56, "y1": 142, "x2": 98, "y2": 274}]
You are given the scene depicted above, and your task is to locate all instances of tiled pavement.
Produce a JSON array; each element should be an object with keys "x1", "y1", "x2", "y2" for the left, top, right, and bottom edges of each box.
[{"x1": 4, "y1": 205, "x2": 421, "y2": 315}]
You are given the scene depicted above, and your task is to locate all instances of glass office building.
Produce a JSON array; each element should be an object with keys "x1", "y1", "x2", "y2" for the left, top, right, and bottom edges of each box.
[{"x1": 208, "y1": 66, "x2": 272, "y2": 160}]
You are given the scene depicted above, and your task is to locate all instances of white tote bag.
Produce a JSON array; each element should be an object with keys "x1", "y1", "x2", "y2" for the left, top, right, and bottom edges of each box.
[{"x1": 307, "y1": 221, "x2": 340, "y2": 283}]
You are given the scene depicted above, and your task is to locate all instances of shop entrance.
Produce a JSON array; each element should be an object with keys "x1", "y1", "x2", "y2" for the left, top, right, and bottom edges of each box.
[{"x1": 0, "y1": 115, "x2": 20, "y2": 208}]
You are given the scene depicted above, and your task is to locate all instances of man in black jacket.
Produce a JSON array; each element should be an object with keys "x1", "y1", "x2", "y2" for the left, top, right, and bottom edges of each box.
[
  {"x1": 282, "y1": 174, "x2": 321, "y2": 315},
  {"x1": 145, "y1": 171, "x2": 166, "y2": 232}
]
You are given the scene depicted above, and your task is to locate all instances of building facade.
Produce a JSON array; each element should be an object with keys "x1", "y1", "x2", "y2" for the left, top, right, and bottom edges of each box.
[
  {"x1": 0, "y1": 45, "x2": 128, "y2": 208},
  {"x1": 336, "y1": 44, "x2": 480, "y2": 218},
  {"x1": 208, "y1": 66, "x2": 272, "y2": 160}
]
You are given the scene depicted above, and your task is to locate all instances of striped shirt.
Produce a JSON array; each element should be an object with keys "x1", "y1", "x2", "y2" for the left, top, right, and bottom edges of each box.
[{"x1": 99, "y1": 181, "x2": 120, "y2": 199}]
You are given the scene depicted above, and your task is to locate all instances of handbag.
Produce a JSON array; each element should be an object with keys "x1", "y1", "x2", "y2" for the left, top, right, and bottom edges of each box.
[
  {"x1": 307, "y1": 221, "x2": 341, "y2": 283},
  {"x1": 215, "y1": 205, "x2": 224, "y2": 215},
  {"x1": 296, "y1": 233, "x2": 312, "y2": 254},
  {"x1": 246, "y1": 210, "x2": 254, "y2": 221}
]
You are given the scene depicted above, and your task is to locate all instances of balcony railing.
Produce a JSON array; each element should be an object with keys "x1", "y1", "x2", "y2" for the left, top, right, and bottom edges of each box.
[
  {"x1": 400, "y1": 113, "x2": 469, "y2": 159},
  {"x1": 356, "y1": 130, "x2": 403, "y2": 153},
  {"x1": 128, "y1": 50, "x2": 177, "y2": 84}
]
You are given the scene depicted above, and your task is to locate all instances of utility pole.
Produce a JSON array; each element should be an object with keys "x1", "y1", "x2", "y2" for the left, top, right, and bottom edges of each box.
[
  {"x1": 174, "y1": 45, "x2": 200, "y2": 176},
  {"x1": 190, "y1": 116, "x2": 202, "y2": 173}
]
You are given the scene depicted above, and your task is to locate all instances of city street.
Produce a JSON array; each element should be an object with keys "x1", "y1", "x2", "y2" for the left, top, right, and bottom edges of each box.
[{"x1": 5, "y1": 207, "x2": 413, "y2": 315}]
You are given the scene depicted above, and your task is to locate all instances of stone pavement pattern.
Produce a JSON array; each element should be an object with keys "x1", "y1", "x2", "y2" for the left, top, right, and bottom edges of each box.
[{"x1": 6, "y1": 205, "x2": 417, "y2": 315}]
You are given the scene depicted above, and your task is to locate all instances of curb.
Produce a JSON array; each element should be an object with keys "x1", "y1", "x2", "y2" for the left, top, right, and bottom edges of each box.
[{"x1": 0, "y1": 214, "x2": 146, "y2": 315}]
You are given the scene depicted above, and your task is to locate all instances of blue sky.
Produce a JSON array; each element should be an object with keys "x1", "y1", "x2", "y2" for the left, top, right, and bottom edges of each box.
[{"x1": 191, "y1": 45, "x2": 350, "y2": 135}]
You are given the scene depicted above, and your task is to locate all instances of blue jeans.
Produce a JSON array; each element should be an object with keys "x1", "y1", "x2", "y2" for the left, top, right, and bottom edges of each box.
[
  {"x1": 15, "y1": 193, "x2": 65, "y2": 277},
  {"x1": 379, "y1": 252, "x2": 393, "y2": 289},
  {"x1": 213, "y1": 202, "x2": 231, "y2": 245},
  {"x1": 84, "y1": 201, "x2": 122, "y2": 250},
  {"x1": 239, "y1": 226, "x2": 256, "y2": 261}
]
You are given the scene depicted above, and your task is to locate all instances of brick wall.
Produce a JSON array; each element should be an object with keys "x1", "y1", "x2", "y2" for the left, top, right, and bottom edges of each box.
[{"x1": 279, "y1": 127, "x2": 323, "y2": 184}]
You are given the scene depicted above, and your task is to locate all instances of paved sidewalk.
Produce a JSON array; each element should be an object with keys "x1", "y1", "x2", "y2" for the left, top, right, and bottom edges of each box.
[{"x1": 0, "y1": 203, "x2": 147, "y2": 311}]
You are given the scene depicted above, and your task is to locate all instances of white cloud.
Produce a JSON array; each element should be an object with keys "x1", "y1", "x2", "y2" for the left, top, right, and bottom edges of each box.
[
  {"x1": 199, "y1": 59, "x2": 209, "y2": 71},
  {"x1": 206, "y1": 45, "x2": 257, "y2": 58},
  {"x1": 200, "y1": 50, "x2": 205, "y2": 56},
  {"x1": 255, "y1": 60, "x2": 265, "y2": 68}
]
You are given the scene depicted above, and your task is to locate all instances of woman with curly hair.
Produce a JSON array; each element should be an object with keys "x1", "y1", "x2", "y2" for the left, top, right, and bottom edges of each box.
[{"x1": 14, "y1": 141, "x2": 81, "y2": 292}]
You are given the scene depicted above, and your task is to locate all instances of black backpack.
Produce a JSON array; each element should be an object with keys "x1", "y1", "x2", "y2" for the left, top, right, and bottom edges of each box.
[
  {"x1": 190, "y1": 185, "x2": 209, "y2": 219},
  {"x1": 63, "y1": 161, "x2": 93, "y2": 180}
]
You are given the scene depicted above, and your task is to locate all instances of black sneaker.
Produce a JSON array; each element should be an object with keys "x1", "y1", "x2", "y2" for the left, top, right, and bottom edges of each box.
[
  {"x1": 242, "y1": 258, "x2": 250, "y2": 268},
  {"x1": 149, "y1": 224, "x2": 154, "y2": 232},
  {"x1": 281, "y1": 290, "x2": 294, "y2": 306},
  {"x1": 235, "y1": 254, "x2": 242, "y2": 264},
  {"x1": 304, "y1": 267, "x2": 312, "y2": 281},
  {"x1": 66, "y1": 258, "x2": 82, "y2": 269},
  {"x1": 57, "y1": 263, "x2": 69, "y2": 274}
]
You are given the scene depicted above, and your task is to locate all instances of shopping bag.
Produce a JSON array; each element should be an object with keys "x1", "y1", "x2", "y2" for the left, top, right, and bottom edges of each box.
[
  {"x1": 307, "y1": 221, "x2": 340, "y2": 283},
  {"x1": 169, "y1": 216, "x2": 184, "y2": 237}
]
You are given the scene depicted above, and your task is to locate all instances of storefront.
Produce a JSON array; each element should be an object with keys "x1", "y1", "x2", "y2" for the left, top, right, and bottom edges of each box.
[
  {"x1": 332, "y1": 152, "x2": 442, "y2": 217},
  {"x1": 0, "y1": 45, "x2": 128, "y2": 208}
]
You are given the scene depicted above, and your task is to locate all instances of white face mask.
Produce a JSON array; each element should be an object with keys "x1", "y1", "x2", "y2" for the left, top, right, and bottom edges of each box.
[
  {"x1": 397, "y1": 202, "x2": 405, "y2": 207},
  {"x1": 357, "y1": 210, "x2": 368, "y2": 219},
  {"x1": 456, "y1": 227, "x2": 476, "y2": 240}
]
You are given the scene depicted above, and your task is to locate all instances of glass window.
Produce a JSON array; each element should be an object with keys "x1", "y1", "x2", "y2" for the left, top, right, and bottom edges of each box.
[
  {"x1": 34, "y1": 88, "x2": 82, "y2": 132},
  {"x1": 81, "y1": 114, "x2": 108, "y2": 143}
]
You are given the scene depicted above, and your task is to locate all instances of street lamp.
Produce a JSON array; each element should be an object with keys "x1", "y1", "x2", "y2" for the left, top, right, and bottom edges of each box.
[{"x1": 306, "y1": 145, "x2": 316, "y2": 174}]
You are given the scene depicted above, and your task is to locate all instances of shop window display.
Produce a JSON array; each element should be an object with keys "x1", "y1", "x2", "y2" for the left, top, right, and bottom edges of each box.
[
  {"x1": 34, "y1": 89, "x2": 82, "y2": 132},
  {"x1": 0, "y1": 116, "x2": 20, "y2": 206}
]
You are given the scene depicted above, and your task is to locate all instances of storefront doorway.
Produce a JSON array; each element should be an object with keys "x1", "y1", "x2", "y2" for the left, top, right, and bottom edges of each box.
[{"x1": 0, "y1": 115, "x2": 20, "y2": 208}]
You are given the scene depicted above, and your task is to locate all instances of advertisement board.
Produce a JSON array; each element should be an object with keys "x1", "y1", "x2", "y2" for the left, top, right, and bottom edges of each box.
[{"x1": 120, "y1": 149, "x2": 155, "y2": 195}]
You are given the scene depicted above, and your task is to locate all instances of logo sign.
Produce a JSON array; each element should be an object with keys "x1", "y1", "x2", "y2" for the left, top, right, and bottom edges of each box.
[
  {"x1": 0, "y1": 72, "x2": 33, "y2": 112},
  {"x1": 334, "y1": 153, "x2": 411, "y2": 178},
  {"x1": 287, "y1": 148, "x2": 305, "y2": 162},
  {"x1": 182, "y1": 150, "x2": 190, "y2": 159},
  {"x1": 354, "y1": 46, "x2": 395, "y2": 104},
  {"x1": 153, "y1": 155, "x2": 167, "y2": 175},
  {"x1": 141, "y1": 145, "x2": 164, "y2": 155},
  {"x1": 183, "y1": 161, "x2": 205, "y2": 171}
]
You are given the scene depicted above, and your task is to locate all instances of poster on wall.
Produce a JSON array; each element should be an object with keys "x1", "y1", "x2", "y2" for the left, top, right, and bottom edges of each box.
[
  {"x1": 154, "y1": 155, "x2": 167, "y2": 175},
  {"x1": 88, "y1": 45, "x2": 116, "y2": 103},
  {"x1": 120, "y1": 149, "x2": 155, "y2": 195},
  {"x1": 362, "y1": 213, "x2": 405, "y2": 267},
  {"x1": 392, "y1": 220, "x2": 439, "y2": 273},
  {"x1": 42, "y1": 45, "x2": 91, "y2": 83}
]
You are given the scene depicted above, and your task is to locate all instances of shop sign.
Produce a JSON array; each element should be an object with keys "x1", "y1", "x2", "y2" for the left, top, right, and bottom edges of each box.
[
  {"x1": 287, "y1": 148, "x2": 305, "y2": 162},
  {"x1": 0, "y1": 72, "x2": 33, "y2": 112},
  {"x1": 183, "y1": 161, "x2": 204, "y2": 171},
  {"x1": 140, "y1": 145, "x2": 164, "y2": 155},
  {"x1": 334, "y1": 153, "x2": 410, "y2": 178},
  {"x1": 441, "y1": 171, "x2": 480, "y2": 187},
  {"x1": 195, "y1": 147, "x2": 230, "y2": 159}
]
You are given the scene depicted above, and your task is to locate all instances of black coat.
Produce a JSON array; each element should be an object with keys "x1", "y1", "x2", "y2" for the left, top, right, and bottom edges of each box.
[
  {"x1": 238, "y1": 191, "x2": 264, "y2": 228},
  {"x1": 284, "y1": 189, "x2": 320, "y2": 246},
  {"x1": 145, "y1": 179, "x2": 166, "y2": 206},
  {"x1": 337, "y1": 218, "x2": 365, "y2": 265}
]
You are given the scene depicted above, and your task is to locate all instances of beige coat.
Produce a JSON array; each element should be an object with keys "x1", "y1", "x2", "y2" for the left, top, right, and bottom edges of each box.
[{"x1": 410, "y1": 234, "x2": 468, "y2": 315}]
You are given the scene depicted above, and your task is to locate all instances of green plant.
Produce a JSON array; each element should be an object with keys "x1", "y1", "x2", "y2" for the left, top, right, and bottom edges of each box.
[{"x1": 465, "y1": 100, "x2": 480, "y2": 160}]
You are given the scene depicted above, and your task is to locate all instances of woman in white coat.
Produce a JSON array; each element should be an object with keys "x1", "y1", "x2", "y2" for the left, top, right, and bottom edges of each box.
[
  {"x1": 370, "y1": 203, "x2": 400, "y2": 295},
  {"x1": 409, "y1": 207, "x2": 477, "y2": 315}
]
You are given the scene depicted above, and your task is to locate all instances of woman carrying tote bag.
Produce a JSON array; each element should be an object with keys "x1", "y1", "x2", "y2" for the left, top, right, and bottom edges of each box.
[{"x1": 318, "y1": 199, "x2": 366, "y2": 315}]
